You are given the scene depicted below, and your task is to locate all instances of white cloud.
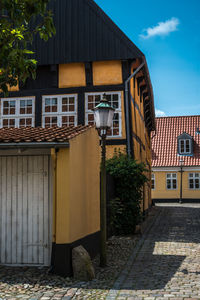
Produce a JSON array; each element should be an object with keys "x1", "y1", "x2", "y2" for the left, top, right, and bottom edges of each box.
[
  {"x1": 140, "y1": 17, "x2": 180, "y2": 39},
  {"x1": 155, "y1": 109, "x2": 166, "y2": 117}
]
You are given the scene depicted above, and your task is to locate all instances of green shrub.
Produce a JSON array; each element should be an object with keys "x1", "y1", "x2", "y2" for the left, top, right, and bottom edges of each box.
[{"x1": 106, "y1": 151, "x2": 148, "y2": 235}]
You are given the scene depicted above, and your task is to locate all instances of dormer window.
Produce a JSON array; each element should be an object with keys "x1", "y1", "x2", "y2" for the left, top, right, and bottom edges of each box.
[
  {"x1": 179, "y1": 139, "x2": 191, "y2": 154},
  {"x1": 177, "y1": 132, "x2": 193, "y2": 156}
]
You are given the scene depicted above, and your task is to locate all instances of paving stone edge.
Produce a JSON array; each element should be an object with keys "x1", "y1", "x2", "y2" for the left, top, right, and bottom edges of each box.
[{"x1": 105, "y1": 207, "x2": 162, "y2": 300}]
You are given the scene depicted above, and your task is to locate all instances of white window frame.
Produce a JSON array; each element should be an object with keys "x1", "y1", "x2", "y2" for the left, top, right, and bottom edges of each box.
[
  {"x1": 85, "y1": 92, "x2": 122, "y2": 138},
  {"x1": 166, "y1": 173, "x2": 177, "y2": 190},
  {"x1": 42, "y1": 94, "x2": 78, "y2": 127},
  {"x1": 151, "y1": 173, "x2": 155, "y2": 190},
  {"x1": 179, "y1": 139, "x2": 191, "y2": 154},
  {"x1": 0, "y1": 97, "x2": 35, "y2": 128},
  {"x1": 188, "y1": 173, "x2": 200, "y2": 190}
]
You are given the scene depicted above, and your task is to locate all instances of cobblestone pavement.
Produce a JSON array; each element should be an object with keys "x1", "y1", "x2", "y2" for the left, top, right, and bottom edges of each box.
[
  {"x1": 106, "y1": 203, "x2": 200, "y2": 300},
  {"x1": 1, "y1": 203, "x2": 200, "y2": 299}
]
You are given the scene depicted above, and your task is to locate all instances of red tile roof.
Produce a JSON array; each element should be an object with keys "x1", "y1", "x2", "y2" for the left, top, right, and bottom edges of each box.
[
  {"x1": 0, "y1": 125, "x2": 92, "y2": 144},
  {"x1": 152, "y1": 116, "x2": 200, "y2": 167}
]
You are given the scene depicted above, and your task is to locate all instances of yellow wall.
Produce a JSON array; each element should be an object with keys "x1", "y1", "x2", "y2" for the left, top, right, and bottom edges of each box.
[
  {"x1": 54, "y1": 127, "x2": 100, "y2": 244},
  {"x1": 152, "y1": 170, "x2": 200, "y2": 199},
  {"x1": 106, "y1": 145, "x2": 126, "y2": 159},
  {"x1": 54, "y1": 148, "x2": 70, "y2": 243},
  {"x1": 93, "y1": 61, "x2": 123, "y2": 86},
  {"x1": 8, "y1": 84, "x2": 19, "y2": 92},
  {"x1": 49, "y1": 58, "x2": 153, "y2": 224},
  {"x1": 59, "y1": 63, "x2": 86, "y2": 88},
  {"x1": 128, "y1": 59, "x2": 152, "y2": 211},
  {"x1": 0, "y1": 84, "x2": 19, "y2": 93}
]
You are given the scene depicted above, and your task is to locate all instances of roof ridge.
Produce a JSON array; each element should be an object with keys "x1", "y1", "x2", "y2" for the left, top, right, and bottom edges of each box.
[{"x1": 156, "y1": 115, "x2": 200, "y2": 119}]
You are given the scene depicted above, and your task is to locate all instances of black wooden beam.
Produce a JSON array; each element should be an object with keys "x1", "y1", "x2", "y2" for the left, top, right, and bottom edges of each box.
[
  {"x1": 136, "y1": 76, "x2": 145, "y2": 85},
  {"x1": 140, "y1": 85, "x2": 147, "y2": 103},
  {"x1": 143, "y1": 92, "x2": 149, "y2": 100},
  {"x1": 137, "y1": 76, "x2": 145, "y2": 97},
  {"x1": 105, "y1": 139, "x2": 127, "y2": 146},
  {"x1": 35, "y1": 91, "x2": 42, "y2": 127},
  {"x1": 85, "y1": 62, "x2": 93, "y2": 86},
  {"x1": 78, "y1": 92, "x2": 85, "y2": 125},
  {"x1": 140, "y1": 85, "x2": 147, "y2": 95},
  {"x1": 2, "y1": 84, "x2": 125, "y2": 98},
  {"x1": 122, "y1": 60, "x2": 130, "y2": 82}
]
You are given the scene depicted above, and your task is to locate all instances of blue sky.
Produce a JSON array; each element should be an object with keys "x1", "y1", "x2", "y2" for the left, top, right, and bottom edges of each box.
[{"x1": 95, "y1": 0, "x2": 200, "y2": 117}]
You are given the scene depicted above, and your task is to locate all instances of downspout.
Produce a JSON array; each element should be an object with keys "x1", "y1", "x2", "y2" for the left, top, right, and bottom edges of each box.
[{"x1": 125, "y1": 61, "x2": 145, "y2": 156}]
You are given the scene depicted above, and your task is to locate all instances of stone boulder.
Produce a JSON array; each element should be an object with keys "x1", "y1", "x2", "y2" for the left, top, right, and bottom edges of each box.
[{"x1": 72, "y1": 245, "x2": 95, "y2": 281}]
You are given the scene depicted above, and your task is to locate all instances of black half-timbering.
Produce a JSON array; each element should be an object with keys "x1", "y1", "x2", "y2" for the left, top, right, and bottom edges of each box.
[
  {"x1": 19, "y1": 65, "x2": 58, "y2": 90},
  {"x1": 177, "y1": 132, "x2": 193, "y2": 156}
]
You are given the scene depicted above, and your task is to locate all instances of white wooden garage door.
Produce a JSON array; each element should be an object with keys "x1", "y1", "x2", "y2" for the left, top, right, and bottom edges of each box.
[{"x1": 0, "y1": 155, "x2": 51, "y2": 266}]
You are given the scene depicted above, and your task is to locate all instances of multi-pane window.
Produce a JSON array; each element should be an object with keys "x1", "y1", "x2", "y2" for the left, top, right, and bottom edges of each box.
[
  {"x1": 151, "y1": 174, "x2": 155, "y2": 190},
  {"x1": 0, "y1": 97, "x2": 35, "y2": 128},
  {"x1": 179, "y1": 139, "x2": 191, "y2": 154},
  {"x1": 189, "y1": 173, "x2": 200, "y2": 189},
  {"x1": 42, "y1": 94, "x2": 77, "y2": 128},
  {"x1": 166, "y1": 173, "x2": 177, "y2": 190},
  {"x1": 85, "y1": 92, "x2": 122, "y2": 137}
]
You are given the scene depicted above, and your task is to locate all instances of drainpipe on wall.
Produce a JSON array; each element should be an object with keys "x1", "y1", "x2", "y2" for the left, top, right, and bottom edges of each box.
[{"x1": 125, "y1": 61, "x2": 145, "y2": 156}]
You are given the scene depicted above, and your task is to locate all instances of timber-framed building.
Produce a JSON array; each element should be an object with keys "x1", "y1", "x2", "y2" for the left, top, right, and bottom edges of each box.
[{"x1": 0, "y1": 0, "x2": 155, "y2": 276}]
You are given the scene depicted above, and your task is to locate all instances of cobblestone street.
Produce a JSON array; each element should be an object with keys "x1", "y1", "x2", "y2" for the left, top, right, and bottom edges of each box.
[
  {"x1": 1, "y1": 203, "x2": 200, "y2": 299},
  {"x1": 107, "y1": 203, "x2": 200, "y2": 300}
]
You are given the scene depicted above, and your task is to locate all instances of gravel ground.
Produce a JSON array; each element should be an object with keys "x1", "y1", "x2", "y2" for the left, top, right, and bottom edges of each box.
[
  {"x1": 0, "y1": 230, "x2": 138, "y2": 299},
  {"x1": 0, "y1": 207, "x2": 158, "y2": 299}
]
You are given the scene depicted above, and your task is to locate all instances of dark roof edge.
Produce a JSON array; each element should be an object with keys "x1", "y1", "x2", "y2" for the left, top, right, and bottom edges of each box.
[
  {"x1": 178, "y1": 132, "x2": 193, "y2": 138},
  {"x1": 142, "y1": 56, "x2": 156, "y2": 130},
  {"x1": 0, "y1": 142, "x2": 69, "y2": 149},
  {"x1": 88, "y1": 0, "x2": 144, "y2": 58}
]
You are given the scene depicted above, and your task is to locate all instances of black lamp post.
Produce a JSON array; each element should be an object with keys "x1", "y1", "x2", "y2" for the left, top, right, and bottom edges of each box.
[
  {"x1": 179, "y1": 159, "x2": 184, "y2": 204},
  {"x1": 93, "y1": 94, "x2": 115, "y2": 267}
]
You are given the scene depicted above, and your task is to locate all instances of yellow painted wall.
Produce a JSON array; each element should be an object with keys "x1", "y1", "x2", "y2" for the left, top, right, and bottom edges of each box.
[
  {"x1": 128, "y1": 60, "x2": 152, "y2": 211},
  {"x1": 8, "y1": 84, "x2": 19, "y2": 92},
  {"x1": 93, "y1": 61, "x2": 123, "y2": 86},
  {"x1": 59, "y1": 63, "x2": 86, "y2": 88},
  {"x1": 54, "y1": 127, "x2": 100, "y2": 244},
  {"x1": 152, "y1": 171, "x2": 200, "y2": 199},
  {"x1": 0, "y1": 84, "x2": 19, "y2": 93},
  {"x1": 106, "y1": 145, "x2": 126, "y2": 159},
  {"x1": 68, "y1": 127, "x2": 100, "y2": 243},
  {"x1": 54, "y1": 148, "x2": 70, "y2": 244}
]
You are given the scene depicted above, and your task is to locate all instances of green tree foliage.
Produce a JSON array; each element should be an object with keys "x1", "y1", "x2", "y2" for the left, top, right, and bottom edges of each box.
[
  {"x1": 0, "y1": 0, "x2": 55, "y2": 94},
  {"x1": 106, "y1": 151, "x2": 148, "y2": 235}
]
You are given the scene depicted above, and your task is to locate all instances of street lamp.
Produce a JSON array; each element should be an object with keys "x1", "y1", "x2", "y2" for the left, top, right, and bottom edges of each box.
[
  {"x1": 93, "y1": 93, "x2": 115, "y2": 267},
  {"x1": 179, "y1": 159, "x2": 184, "y2": 204}
]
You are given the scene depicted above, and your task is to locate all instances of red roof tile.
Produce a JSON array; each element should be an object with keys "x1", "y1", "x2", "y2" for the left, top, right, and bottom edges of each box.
[
  {"x1": 151, "y1": 116, "x2": 200, "y2": 167},
  {"x1": 0, "y1": 125, "x2": 92, "y2": 144}
]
